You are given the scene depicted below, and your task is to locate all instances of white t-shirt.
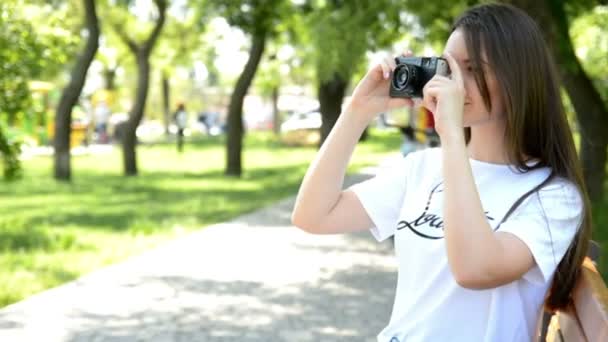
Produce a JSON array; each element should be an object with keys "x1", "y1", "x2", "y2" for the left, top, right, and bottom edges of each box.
[
  {"x1": 95, "y1": 104, "x2": 110, "y2": 124},
  {"x1": 176, "y1": 110, "x2": 188, "y2": 129},
  {"x1": 349, "y1": 148, "x2": 582, "y2": 342}
]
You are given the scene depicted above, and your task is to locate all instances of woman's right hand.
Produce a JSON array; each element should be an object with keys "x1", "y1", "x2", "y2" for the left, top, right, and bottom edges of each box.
[{"x1": 345, "y1": 51, "x2": 416, "y2": 123}]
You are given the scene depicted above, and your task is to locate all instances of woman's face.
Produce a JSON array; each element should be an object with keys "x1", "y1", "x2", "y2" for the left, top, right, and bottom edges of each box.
[{"x1": 443, "y1": 29, "x2": 505, "y2": 127}]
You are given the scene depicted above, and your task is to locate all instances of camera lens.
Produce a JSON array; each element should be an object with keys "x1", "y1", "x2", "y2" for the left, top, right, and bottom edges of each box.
[{"x1": 392, "y1": 64, "x2": 416, "y2": 91}]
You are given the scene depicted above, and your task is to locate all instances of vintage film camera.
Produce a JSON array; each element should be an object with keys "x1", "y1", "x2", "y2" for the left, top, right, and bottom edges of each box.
[{"x1": 389, "y1": 57, "x2": 450, "y2": 98}]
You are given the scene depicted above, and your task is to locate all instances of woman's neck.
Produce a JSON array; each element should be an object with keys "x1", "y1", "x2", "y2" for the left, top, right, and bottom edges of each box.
[{"x1": 466, "y1": 124, "x2": 509, "y2": 165}]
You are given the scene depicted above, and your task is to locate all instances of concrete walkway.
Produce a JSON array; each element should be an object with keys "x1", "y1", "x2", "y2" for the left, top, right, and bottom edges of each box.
[{"x1": 0, "y1": 163, "x2": 401, "y2": 342}]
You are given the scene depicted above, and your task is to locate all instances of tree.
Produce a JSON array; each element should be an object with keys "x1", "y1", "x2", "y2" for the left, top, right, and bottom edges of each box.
[
  {"x1": 96, "y1": 39, "x2": 128, "y2": 93},
  {"x1": 54, "y1": 0, "x2": 100, "y2": 180},
  {"x1": 503, "y1": 0, "x2": 608, "y2": 201},
  {"x1": 0, "y1": 1, "x2": 45, "y2": 180},
  {"x1": 152, "y1": 7, "x2": 203, "y2": 135},
  {"x1": 570, "y1": 6, "x2": 608, "y2": 104},
  {"x1": 28, "y1": 0, "x2": 85, "y2": 80},
  {"x1": 110, "y1": 0, "x2": 167, "y2": 175},
  {"x1": 254, "y1": 51, "x2": 282, "y2": 135},
  {"x1": 253, "y1": 37, "x2": 301, "y2": 135},
  {"x1": 299, "y1": 0, "x2": 411, "y2": 146},
  {"x1": 205, "y1": 0, "x2": 295, "y2": 176}
]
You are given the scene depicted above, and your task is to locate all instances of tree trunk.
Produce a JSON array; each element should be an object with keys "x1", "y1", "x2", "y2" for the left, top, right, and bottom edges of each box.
[
  {"x1": 272, "y1": 86, "x2": 280, "y2": 135},
  {"x1": 123, "y1": 54, "x2": 150, "y2": 175},
  {"x1": 53, "y1": 0, "x2": 99, "y2": 181},
  {"x1": 115, "y1": 0, "x2": 166, "y2": 176},
  {"x1": 506, "y1": 0, "x2": 608, "y2": 201},
  {"x1": 225, "y1": 32, "x2": 266, "y2": 176},
  {"x1": 565, "y1": 77, "x2": 608, "y2": 201},
  {"x1": 162, "y1": 71, "x2": 170, "y2": 136},
  {"x1": 318, "y1": 73, "x2": 348, "y2": 148},
  {"x1": 0, "y1": 126, "x2": 21, "y2": 180},
  {"x1": 103, "y1": 67, "x2": 116, "y2": 90}
]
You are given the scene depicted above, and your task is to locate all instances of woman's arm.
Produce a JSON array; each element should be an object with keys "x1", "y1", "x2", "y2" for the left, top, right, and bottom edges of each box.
[
  {"x1": 292, "y1": 53, "x2": 413, "y2": 234},
  {"x1": 291, "y1": 111, "x2": 373, "y2": 234},
  {"x1": 424, "y1": 52, "x2": 535, "y2": 288},
  {"x1": 441, "y1": 137, "x2": 535, "y2": 288}
]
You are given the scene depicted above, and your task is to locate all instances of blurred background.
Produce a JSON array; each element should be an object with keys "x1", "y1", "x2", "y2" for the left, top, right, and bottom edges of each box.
[{"x1": 0, "y1": 0, "x2": 607, "y2": 308}]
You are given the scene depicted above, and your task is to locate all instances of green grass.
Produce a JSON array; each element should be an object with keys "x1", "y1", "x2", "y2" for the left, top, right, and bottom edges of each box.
[{"x1": 0, "y1": 130, "x2": 402, "y2": 308}]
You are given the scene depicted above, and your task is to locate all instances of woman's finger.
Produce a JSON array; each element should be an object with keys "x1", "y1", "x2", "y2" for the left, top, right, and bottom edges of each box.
[
  {"x1": 385, "y1": 56, "x2": 397, "y2": 70},
  {"x1": 379, "y1": 60, "x2": 392, "y2": 80},
  {"x1": 422, "y1": 76, "x2": 450, "y2": 100},
  {"x1": 429, "y1": 75, "x2": 451, "y2": 83},
  {"x1": 442, "y1": 52, "x2": 464, "y2": 87},
  {"x1": 422, "y1": 84, "x2": 441, "y2": 111},
  {"x1": 422, "y1": 96, "x2": 437, "y2": 113},
  {"x1": 423, "y1": 78, "x2": 440, "y2": 97},
  {"x1": 425, "y1": 75, "x2": 450, "y2": 88}
]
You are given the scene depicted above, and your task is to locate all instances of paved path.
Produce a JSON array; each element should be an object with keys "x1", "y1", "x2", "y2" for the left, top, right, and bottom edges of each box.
[{"x1": 0, "y1": 164, "x2": 400, "y2": 342}]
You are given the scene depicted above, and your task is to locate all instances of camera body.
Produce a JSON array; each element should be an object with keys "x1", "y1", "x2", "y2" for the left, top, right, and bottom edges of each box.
[{"x1": 389, "y1": 57, "x2": 450, "y2": 98}]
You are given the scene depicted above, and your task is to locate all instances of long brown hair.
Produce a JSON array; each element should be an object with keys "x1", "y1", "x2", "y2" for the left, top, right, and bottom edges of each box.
[{"x1": 453, "y1": 3, "x2": 592, "y2": 311}]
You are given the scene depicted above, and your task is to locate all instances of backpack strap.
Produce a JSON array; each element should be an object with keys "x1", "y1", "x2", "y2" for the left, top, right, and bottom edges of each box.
[{"x1": 495, "y1": 172, "x2": 555, "y2": 230}]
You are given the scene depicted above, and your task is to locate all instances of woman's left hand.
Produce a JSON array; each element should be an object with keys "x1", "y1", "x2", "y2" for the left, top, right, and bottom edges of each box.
[{"x1": 422, "y1": 52, "x2": 466, "y2": 141}]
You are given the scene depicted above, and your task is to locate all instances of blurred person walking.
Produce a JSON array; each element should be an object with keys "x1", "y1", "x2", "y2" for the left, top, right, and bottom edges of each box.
[{"x1": 173, "y1": 103, "x2": 188, "y2": 152}]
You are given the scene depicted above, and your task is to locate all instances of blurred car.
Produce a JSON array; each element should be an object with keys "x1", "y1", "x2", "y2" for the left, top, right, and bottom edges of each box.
[
  {"x1": 280, "y1": 110, "x2": 322, "y2": 132},
  {"x1": 280, "y1": 109, "x2": 322, "y2": 146},
  {"x1": 136, "y1": 120, "x2": 165, "y2": 142},
  {"x1": 244, "y1": 110, "x2": 273, "y2": 131},
  {"x1": 194, "y1": 111, "x2": 225, "y2": 136}
]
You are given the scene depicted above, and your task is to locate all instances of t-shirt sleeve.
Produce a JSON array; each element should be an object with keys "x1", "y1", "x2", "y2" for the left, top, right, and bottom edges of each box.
[
  {"x1": 498, "y1": 179, "x2": 583, "y2": 285},
  {"x1": 348, "y1": 155, "x2": 412, "y2": 242}
]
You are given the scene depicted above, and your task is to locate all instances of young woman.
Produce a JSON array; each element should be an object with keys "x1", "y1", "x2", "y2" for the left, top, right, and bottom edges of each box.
[{"x1": 291, "y1": 3, "x2": 591, "y2": 342}]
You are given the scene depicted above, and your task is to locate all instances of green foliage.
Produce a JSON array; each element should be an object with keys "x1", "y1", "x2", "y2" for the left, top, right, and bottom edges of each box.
[
  {"x1": 253, "y1": 34, "x2": 298, "y2": 97},
  {"x1": 154, "y1": 7, "x2": 202, "y2": 69},
  {"x1": 0, "y1": 1, "x2": 85, "y2": 181},
  {"x1": 201, "y1": 0, "x2": 297, "y2": 91},
  {"x1": 570, "y1": 5, "x2": 608, "y2": 104},
  {"x1": 0, "y1": 2, "x2": 44, "y2": 180},
  {"x1": 0, "y1": 3, "x2": 43, "y2": 121},
  {"x1": 211, "y1": 0, "x2": 294, "y2": 37},
  {"x1": 565, "y1": 0, "x2": 607, "y2": 17},
  {"x1": 197, "y1": 44, "x2": 221, "y2": 87},
  {"x1": 20, "y1": 1, "x2": 83, "y2": 80},
  {"x1": 119, "y1": 2, "x2": 206, "y2": 116},
  {"x1": 299, "y1": 0, "x2": 412, "y2": 84},
  {"x1": 103, "y1": 0, "x2": 166, "y2": 43},
  {"x1": 402, "y1": 0, "x2": 471, "y2": 51},
  {"x1": 0, "y1": 123, "x2": 23, "y2": 181}
]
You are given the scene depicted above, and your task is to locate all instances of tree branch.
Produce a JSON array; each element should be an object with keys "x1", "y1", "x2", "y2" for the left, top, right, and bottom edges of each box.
[
  {"x1": 112, "y1": 22, "x2": 138, "y2": 54},
  {"x1": 142, "y1": 0, "x2": 168, "y2": 55}
]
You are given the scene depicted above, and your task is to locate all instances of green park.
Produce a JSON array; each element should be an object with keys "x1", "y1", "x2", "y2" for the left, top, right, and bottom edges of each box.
[{"x1": 1, "y1": 0, "x2": 607, "y2": 340}]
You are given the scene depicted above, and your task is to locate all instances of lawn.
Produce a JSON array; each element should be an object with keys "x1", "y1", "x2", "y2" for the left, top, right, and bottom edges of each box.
[{"x1": 0, "y1": 129, "x2": 402, "y2": 308}]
